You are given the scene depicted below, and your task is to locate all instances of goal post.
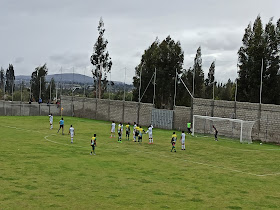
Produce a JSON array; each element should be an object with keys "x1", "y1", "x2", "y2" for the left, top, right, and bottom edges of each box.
[{"x1": 192, "y1": 115, "x2": 255, "y2": 143}]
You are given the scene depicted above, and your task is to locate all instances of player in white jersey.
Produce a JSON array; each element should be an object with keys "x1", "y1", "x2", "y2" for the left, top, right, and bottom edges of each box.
[
  {"x1": 68, "y1": 125, "x2": 75, "y2": 143},
  {"x1": 110, "y1": 121, "x2": 116, "y2": 138},
  {"x1": 133, "y1": 122, "x2": 137, "y2": 142},
  {"x1": 180, "y1": 131, "x2": 186, "y2": 150},
  {"x1": 146, "y1": 124, "x2": 154, "y2": 144},
  {"x1": 49, "y1": 113, "x2": 53, "y2": 129}
]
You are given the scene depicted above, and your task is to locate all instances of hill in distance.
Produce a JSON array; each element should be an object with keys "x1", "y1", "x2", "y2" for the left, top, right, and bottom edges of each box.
[{"x1": 15, "y1": 73, "x2": 133, "y2": 89}]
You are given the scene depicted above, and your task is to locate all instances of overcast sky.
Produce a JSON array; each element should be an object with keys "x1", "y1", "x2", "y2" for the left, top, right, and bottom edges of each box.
[{"x1": 0, "y1": 0, "x2": 279, "y2": 84}]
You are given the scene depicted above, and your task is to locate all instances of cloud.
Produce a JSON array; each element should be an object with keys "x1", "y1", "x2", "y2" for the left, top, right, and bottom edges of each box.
[
  {"x1": 49, "y1": 52, "x2": 90, "y2": 68},
  {"x1": 0, "y1": 0, "x2": 279, "y2": 83},
  {"x1": 14, "y1": 57, "x2": 24, "y2": 64}
]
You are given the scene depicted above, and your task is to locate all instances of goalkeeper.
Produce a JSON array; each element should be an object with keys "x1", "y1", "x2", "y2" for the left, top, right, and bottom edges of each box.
[
  {"x1": 213, "y1": 125, "x2": 218, "y2": 141},
  {"x1": 187, "y1": 122, "x2": 191, "y2": 134}
]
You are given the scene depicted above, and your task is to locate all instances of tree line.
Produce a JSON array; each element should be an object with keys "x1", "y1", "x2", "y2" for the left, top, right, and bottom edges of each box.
[
  {"x1": 0, "y1": 63, "x2": 56, "y2": 103},
  {"x1": 130, "y1": 16, "x2": 280, "y2": 109},
  {"x1": 1, "y1": 16, "x2": 279, "y2": 107},
  {"x1": 91, "y1": 16, "x2": 280, "y2": 109}
]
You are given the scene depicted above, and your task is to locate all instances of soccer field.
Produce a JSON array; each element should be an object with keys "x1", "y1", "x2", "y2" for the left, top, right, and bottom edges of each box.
[{"x1": 1, "y1": 116, "x2": 280, "y2": 209}]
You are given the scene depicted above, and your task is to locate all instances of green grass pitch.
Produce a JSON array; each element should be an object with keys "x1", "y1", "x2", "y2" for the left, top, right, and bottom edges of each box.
[{"x1": 1, "y1": 116, "x2": 280, "y2": 209}]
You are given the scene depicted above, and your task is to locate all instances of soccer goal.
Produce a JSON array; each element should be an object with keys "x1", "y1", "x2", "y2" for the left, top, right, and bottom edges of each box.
[{"x1": 192, "y1": 115, "x2": 255, "y2": 143}]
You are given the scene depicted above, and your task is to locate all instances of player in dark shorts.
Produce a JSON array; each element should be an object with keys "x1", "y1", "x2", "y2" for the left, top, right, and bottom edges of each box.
[
  {"x1": 57, "y1": 118, "x2": 64, "y2": 135},
  {"x1": 213, "y1": 125, "x2": 218, "y2": 141},
  {"x1": 135, "y1": 124, "x2": 139, "y2": 141},
  {"x1": 171, "y1": 132, "x2": 177, "y2": 152},
  {"x1": 90, "y1": 134, "x2": 97, "y2": 155},
  {"x1": 125, "y1": 123, "x2": 131, "y2": 140}
]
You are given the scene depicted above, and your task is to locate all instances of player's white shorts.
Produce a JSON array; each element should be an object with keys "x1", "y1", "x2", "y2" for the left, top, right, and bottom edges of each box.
[
  {"x1": 149, "y1": 133, "x2": 153, "y2": 138},
  {"x1": 111, "y1": 128, "x2": 115, "y2": 133},
  {"x1": 70, "y1": 134, "x2": 74, "y2": 138},
  {"x1": 181, "y1": 140, "x2": 185, "y2": 144},
  {"x1": 50, "y1": 121, "x2": 53, "y2": 125}
]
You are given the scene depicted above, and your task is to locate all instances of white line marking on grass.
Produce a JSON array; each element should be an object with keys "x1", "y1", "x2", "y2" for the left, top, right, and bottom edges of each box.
[
  {"x1": 257, "y1": 172, "x2": 280, "y2": 177},
  {"x1": 186, "y1": 159, "x2": 261, "y2": 176},
  {"x1": 44, "y1": 135, "x2": 88, "y2": 149},
  {"x1": 2, "y1": 125, "x2": 280, "y2": 177}
]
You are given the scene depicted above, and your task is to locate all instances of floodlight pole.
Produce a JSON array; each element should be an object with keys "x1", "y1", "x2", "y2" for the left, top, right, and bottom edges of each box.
[
  {"x1": 72, "y1": 67, "x2": 74, "y2": 99},
  {"x1": 192, "y1": 67, "x2": 195, "y2": 97},
  {"x1": 3, "y1": 76, "x2": 5, "y2": 100},
  {"x1": 109, "y1": 70, "x2": 111, "y2": 100},
  {"x1": 174, "y1": 70, "x2": 177, "y2": 107},
  {"x1": 235, "y1": 62, "x2": 238, "y2": 102},
  {"x1": 72, "y1": 67, "x2": 74, "y2": 117},
  {"x1": 56, "y1": 83, "x2": 58, "y2": 102},
  {"x1": 50, "y1": 80, "x2": 52, "y2": 102},
  {"x1": 260, "y1": 58, "x2": 263, "y2": 104},
  {"x1": 138, "y1": 65, "x2": 142, "y2": 103},
  {"x1": 123, "y1": 67, "x2": 126, "y2": 101},
  {"x1": 12, "y1": 79, "x2": 14, "y2": 102},
  {"x1": 29, "y1": 81, "x2": 31, "y2": 101},
  {"x1": 235, "y1": 79, "x2": 237, "y2": 102},
  {"x1": 153, "y1": 67, "x2": 156, "y2": 106},
  {"x1": 39, "y1": 77, "x2": 41, "y2": 100},
  {"x1": 137, "y1": 63, "x2": 144, "y2": 125},
  {"x1": 20, "y1": 80, "x2": 23, "y2": 102},
  {"x1": 60, "y1": 67, "x2": 62, "y2": 102},
  {"x1": 84, "y1": 67, "x2": 86, "y2": 97},
  {"x1": 212, "y1": 81, "x2": 215, "y2": 100}
]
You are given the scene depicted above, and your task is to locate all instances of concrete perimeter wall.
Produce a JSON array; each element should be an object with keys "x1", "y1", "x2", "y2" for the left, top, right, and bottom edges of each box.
[
  {"x1": 1, "y1": 96, "x2": 280, "y2": 143},
  {"x1": 61, "y1": 96, "x2": 154, "y2": 127},
  {"x1": 0, "y1": 101, "x2": 61, "y2": 116}
]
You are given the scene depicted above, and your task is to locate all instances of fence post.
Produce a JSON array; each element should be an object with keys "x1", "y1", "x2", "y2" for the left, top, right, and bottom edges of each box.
[
  {"x1": 4, "y1": 100, "x2": 6, "y2": 116},
  {"x1": 172, "y1": 106, "x2": 175, "y2": 130},
  {"x1": 191, "y1": 97, "x2": 194, "y2": 124},
  {"x1": 95, "y1": 98, "x2": 97, "y2": 119},
  {"x1": 234, "y1": 101, "x2": 237, "y2": 119},
  {"x1": 137, "y1": 102, "x2": 140, "y2": 124},
  {"x1": 211, "y1": 100, "x2": 214, "y2": 117},
  {"x1": 83, "y1": 96, "x2": 85, "y2": 118},
  {"x1": 71, "y1": 96, "x2": 74, "y2": 117},
  {"x1": 122, "y1": 101, "x2": 125, "y2": 123},
  {"x1": 108, "y1": 99, "x2": 110, "y2": 121},
  {"x1": 258, "y1": 103, "x2": 261, "y2": 137}
]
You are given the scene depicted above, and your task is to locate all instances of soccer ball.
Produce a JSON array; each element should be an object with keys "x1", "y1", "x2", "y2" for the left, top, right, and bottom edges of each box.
[{"x1": 260, "y1": 143, "x2": 262, "y2": 145}]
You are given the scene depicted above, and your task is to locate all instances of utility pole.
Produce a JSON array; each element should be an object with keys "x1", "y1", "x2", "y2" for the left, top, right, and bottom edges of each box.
[
  {"x1": 84, "y1": 67, "x2": 86, "y2": 97},
  {"x1": 12, "y1": 80, "x2": 14, "y2": 102},
  {"x1": 153, "y1": 68, "x2": 156, "y2": 106},
  {"x1": 123, "y1": 68, "x2": 126, "y2": 101},
  {"x1": 20, "y1": 80, "x2": 23, "y2": 102},
  {"x1": 39, "y1": 77, "x2": 41, "y2": 100},
  {"x1": 260, "y1": 58, "x2": 264, "y2": 104},
  {"x1": 29, "y1": 81, "x2": 31, "y2": 101},
  {"x1": 50, "y1": 80, "x2": 52, "y2": 102},
  {"x1": 174, "y1": 70, "x2": 177, "y2": 107},
  {"x1": 192, "y1": 68, "x2": 195, "y2": 97},
  {"x1": 138, "y1": 67, "x2": 142, "y2": 103}
]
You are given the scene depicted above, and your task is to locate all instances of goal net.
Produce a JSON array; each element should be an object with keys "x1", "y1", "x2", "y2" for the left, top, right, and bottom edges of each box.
[{"x1": 192, "y1": 115, "x2": 255, "y2": 143}]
